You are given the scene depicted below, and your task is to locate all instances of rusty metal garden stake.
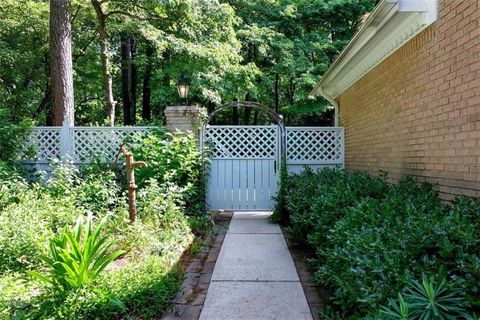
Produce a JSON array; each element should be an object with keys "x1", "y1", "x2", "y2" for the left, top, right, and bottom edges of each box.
[{"x1": 114, "y1": 145, "x2": 147, "y2": 223}]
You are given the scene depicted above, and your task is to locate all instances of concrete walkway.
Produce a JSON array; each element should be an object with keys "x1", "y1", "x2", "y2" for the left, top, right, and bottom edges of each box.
[{"x1": 199, "y1": 212, "x2": 313, "y2": 320}]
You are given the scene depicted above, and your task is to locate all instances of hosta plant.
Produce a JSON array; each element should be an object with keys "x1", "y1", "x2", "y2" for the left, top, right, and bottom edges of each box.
[{"x1": 29, "y1": 214, "x2": 124, "y2": 293}]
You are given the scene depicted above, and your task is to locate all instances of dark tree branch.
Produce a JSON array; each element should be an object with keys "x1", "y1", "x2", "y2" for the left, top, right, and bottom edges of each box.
[{"x1": 73, "y1": 31, "x2": 98, "y2": 63}]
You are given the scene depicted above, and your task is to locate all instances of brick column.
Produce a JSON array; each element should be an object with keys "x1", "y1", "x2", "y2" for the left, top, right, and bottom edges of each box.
[{"x1": 164, "y1": 105, "x2": 203, "y2": 135}]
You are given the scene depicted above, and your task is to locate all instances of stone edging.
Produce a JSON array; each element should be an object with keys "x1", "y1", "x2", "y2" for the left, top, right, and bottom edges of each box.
[
  {"x1": 163, "y1": 212, "x2": 233, "y2": 320},
  {"x1": 282, "y1": 228, "x2": 328, "y2": 320}
]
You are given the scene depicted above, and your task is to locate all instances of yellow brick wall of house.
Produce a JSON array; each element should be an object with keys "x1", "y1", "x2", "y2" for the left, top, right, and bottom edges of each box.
[{"x1": 337, "y1": 0, "x2": 480, "y2": 200}]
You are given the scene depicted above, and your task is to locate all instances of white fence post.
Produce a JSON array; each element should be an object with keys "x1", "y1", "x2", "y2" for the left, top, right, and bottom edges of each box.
[{"x1": 59, "y1": 120, "x2": 73, "y2": 159}]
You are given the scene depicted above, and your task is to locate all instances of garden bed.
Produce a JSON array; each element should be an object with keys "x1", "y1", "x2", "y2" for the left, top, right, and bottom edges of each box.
[
  {"x1": 0, "y1": 130, "x2": 210, "y2": 319},
  {"x1": 273, "y1": 168, "x2": 480, "y2": 319}
]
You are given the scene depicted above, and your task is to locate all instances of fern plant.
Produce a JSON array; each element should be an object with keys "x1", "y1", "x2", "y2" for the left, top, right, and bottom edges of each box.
[{"x1": 29, "y1": 214, "x2": 124, "y2": 293}]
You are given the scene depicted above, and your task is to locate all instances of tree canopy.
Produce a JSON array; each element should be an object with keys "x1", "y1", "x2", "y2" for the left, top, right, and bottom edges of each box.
[{"x1": 0, "y1": 0, "x2": 378, "y2": 126}]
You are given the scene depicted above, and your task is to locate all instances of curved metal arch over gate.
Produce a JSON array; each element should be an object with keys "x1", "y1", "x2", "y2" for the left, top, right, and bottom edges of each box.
[{"x1": 201, "y1": 101, "x2": 284, "y2": 211}]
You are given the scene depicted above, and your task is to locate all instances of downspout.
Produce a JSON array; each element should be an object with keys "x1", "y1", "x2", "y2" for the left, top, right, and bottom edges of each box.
[{"x1": 317, "y1": 86, "x2": 339, "y2": 127}]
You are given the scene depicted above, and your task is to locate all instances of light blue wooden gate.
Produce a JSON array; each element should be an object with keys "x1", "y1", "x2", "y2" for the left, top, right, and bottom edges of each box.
[{"x1": 203, "y1": 125, "x2": 280, "y2": 211}]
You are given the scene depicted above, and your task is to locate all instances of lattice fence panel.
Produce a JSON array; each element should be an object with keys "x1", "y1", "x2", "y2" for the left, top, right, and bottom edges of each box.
[
  {"x1": 22, "y1": 128, "x2": 62, "y2": 162},
  {"x1": 205, "y1": 126, "x2": 278, "y2": 159},
  {"x1": 286, "y1": 128, "x2": 344, "y2": 164},
  {"x1": 72, "y1": 127, "x2": 148, "y2": 161}
]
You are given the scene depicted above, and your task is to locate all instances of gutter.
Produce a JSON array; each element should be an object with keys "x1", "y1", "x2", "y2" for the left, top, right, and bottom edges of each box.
[{"x1": 311, "y1": 0, "x2": 438, "y2": 101}]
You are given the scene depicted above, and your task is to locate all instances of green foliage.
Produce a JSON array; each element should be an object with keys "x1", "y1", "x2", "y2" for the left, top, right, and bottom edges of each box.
[
  {"x1": 0, "y1": 0, "x2": 377, "y2": 126},
  {"x1": 31, "y1": 256, "x2": 183, "y2": 320},
  {"x1": 129, "y1": 129, "x2": 206, "y2": 214},
  {"x1": 218, "y1": 0, "x2": 378, "y2": 125},
  {"x1": 0, "y1": 163, "x2": 29, "y2": 210},
  {"x1": 271, "y1": 159, "x2": 289, "y2": 224},
  {"x1": 0, "y1": 272, "x2": 44, "y2": 320},
  {"x1": 29, "y1": 215, "x2": 124, "y2": 293},
  {"x1": 281, "y1": 168, "x2": 480, "y2": 317},
  {"x1": 0, "y1": 153, "x2": 206, "y2": 318},
  {"x1": 0, "y1": 192, "x2": 81, "y2": 273},
  {"x1": 379, "y1": 277, "x2": 469, "y2": 320},
  {"x1": 0, "y1": 0, "x2": 49, "y2": 124},
  {"x1": 0, "y1": 109, "x2": 33, "y2": 163},
  {"x1": 188, "y1": 215, "x2": 214, "y2": 236}
]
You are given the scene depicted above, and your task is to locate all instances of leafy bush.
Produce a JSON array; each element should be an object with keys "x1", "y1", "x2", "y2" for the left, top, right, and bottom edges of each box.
[
  {"x1": 128, "y1": 129, "x2": 206, "y2": 214},
  {"x1": 280, "y1": 168, "x2": 480, "y2": 317},
  {"x1": 0, "y1": 162, "x2": 30, "y2": 210},
  {"x1": 0, "y1": 192, "x2": 81, "y2": 272},
  {"x1": 0, "y1": 109, "x2": 33, "y2": 164}
]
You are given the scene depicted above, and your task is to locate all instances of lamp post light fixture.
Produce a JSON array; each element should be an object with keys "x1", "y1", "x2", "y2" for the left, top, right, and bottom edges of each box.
[{"x1": 176, "y1": 75, "x2": 190, "y2": 105}]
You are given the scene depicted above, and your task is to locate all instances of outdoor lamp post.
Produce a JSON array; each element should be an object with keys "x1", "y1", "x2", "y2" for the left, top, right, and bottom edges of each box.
[{"x1": 176, "y1": 75, "x2": 190, "y2": 105}]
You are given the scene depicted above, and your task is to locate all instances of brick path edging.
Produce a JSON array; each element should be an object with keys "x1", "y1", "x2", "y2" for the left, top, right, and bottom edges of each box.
[{"x1": 163, "y1": 212, "x2": 232, "y2": 320}]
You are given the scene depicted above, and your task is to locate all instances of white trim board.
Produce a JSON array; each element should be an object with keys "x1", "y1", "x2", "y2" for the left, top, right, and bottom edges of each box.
[{"x1": 312, "y1": 0, "x2": 438, "y2": 99}]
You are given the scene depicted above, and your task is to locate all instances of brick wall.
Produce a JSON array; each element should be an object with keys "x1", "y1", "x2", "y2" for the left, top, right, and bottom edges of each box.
[{"x1": 337, "y1": 0, "x2": 480, "y2": 200}]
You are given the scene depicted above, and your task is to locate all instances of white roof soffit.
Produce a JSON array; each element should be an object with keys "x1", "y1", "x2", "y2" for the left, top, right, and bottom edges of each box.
[{"x1": 312, "y1": 0, "x2": 438, "y2": 98}]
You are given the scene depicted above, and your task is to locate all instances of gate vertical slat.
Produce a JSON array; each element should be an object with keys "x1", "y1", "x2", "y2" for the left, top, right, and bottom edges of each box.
[
  {"x1": 260, "y1": 159, "x2": 269, "y2": 209},
  {"x1": 232, "y1": 160, "x2": 239, "y2": 210},
  {"x1": 245, "y1": 160, "x2": 257, "y2": 210}
]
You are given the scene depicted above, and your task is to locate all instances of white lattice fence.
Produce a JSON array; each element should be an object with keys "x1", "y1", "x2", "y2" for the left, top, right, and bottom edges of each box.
[
  {"x1": 205, "y1": 125, "x2": 278, "y2": 159},
  {"x1": 22, "y1": 126, "x2": 150, "y2": 163},
  {"x1": 72, "y1": 127, "x2": 149, "y2": 161},
  {"x1": 286, "y1": 127, "x2": 344, "y2": 173},
  {"x1": 23, "y1": 127, "x2": 62, "y2": 161}
]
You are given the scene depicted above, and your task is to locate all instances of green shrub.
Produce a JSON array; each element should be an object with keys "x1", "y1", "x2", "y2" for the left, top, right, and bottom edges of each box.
[
  {"x1": 0, "y1": 162, "x2": 30, "y2": 210},
  {"x1": 0, "y1": 109, "x2": 33, "y2": 164},
  {"x1": 0, "y1": 272, "x2": 44, "y2": 320},
  {"x1": 128, "y1": 129, "x2": 206, "y2": 214},
  {"x1": 281, "y1": 168, "x2": 480, "y2": 317},
  {"x1": 0, "y1": 193, "x2": 81, "y2": 273}
]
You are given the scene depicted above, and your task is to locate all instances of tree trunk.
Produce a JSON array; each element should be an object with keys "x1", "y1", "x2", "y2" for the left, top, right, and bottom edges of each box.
[
  {"x1": 129, "y1": 35, "x2": 137, "y2": 125},
  {"x1": 142, "y1": 42, "x2": 154, "y2": 121},
  {"x1": 275, "y1": 73, "x2": 280, "y2": 114},
  {"x1": 232, "y1": 106, "x2": 239, "y2": 125},
  {"x1": 243, "y1": 107, "x2": 251, "y2": 125},
  {"x1": 50, "y1": 0, "x2": 74, "y2": 126},
  {"x1": 121, "y1": 35, "x2": 131, "y2": 124},
  {"x1": 91, "y1": 0, "x2": 116, "y2": 126},
  {"x1": 121, "y1": 35, "x2": 138, "y2": 125}
]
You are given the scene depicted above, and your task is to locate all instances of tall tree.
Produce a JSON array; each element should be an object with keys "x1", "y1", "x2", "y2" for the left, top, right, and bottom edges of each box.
[
  {"x1": 49, "y1": 0, "x2": 74, "y2": 125},
  {"x1": 91, "y1": 0, "x2": 116, "y2": 126},
  {"x1": 141, "y1": 42, "x2": 154, "y2": 121},
  {"x1": 225, "y1": 0, "x2": 378, "y2": 125},
  {"x1": 121, "y1": 34, "x2": 137, "y2": 125}
]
